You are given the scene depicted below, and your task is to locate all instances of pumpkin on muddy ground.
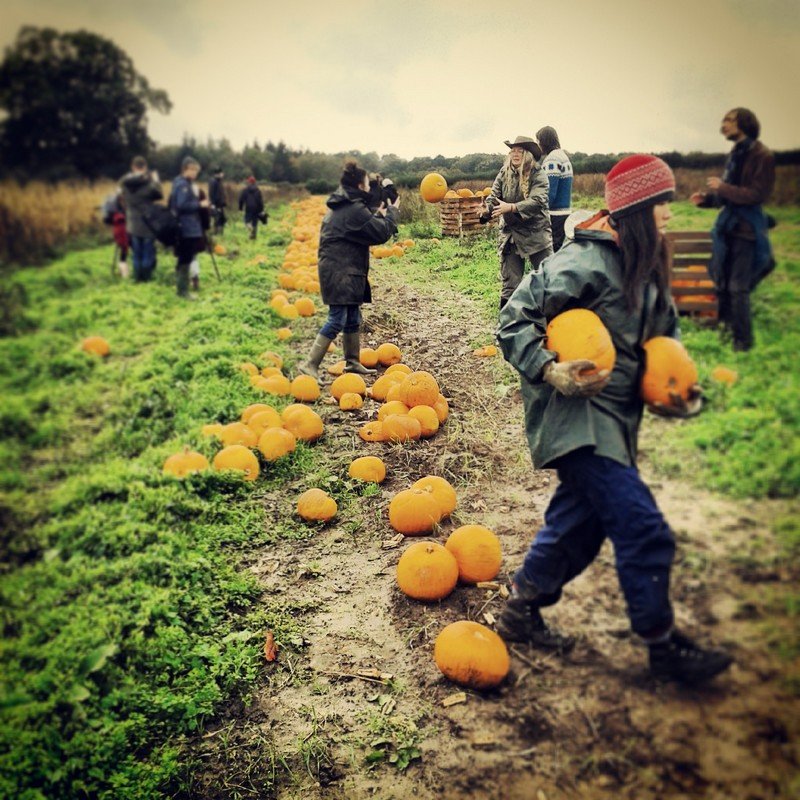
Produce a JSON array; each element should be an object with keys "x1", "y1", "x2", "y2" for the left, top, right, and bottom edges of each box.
[
  {"x1": 277, "y1": 327, "x2": 293, "y2": 341},
  {"x1": 407, "y1": 405, "x2": 439, "y2": 438},
  {"x1": 389, "y1": 488, "x2": 443, "y2": 535},
  {"x1": 281, "y1": 406, "x2": 324, "y2": 442},
  {"x1": 376, "y1": 343, "x2": 403, "y2": 366},
  {"x1": 260, "y1": 374, "x2": 292, "y2": 396},
  {"x1": 545, "y1": 309, "x2": 616, "y2": 375},
  {"x1": 641, "y1": 337, "x2": 699, "y2": 406},
  {"x1": 331, "y1": 373, "x2": 367, "y2": 400},
  {"x1": 397, "y1": 541, "x2": 459, "y2": 601},
  {"x1": 382, "y1": 414, "x2": 422, "y2": 442},
  {"x1": 445, "y1": 525, "x2": 502, "y2": 583},
  {"x1": 412, "y1": 475, "x2": 457, "y2": 517},
  {"x1": 163, "y1": 448, "x2": 209, "y2": 478},
  {"x1": 398, "y1": 371, "x2": 440, "y2": 408},
  {"x1": 359, "y1": 421, "x2": 387, "y2": 442},
  {"x1": 434, "y1": 620, "x2": 509, "y2": 690},
  {"x1": 360, "y1": 348, "x2": 379, "y2": 368},
  {"x1": 297, "y1": 488, "x2": 337, "y2": 522},
  {"x1": 290, "y1": 375, "x2": 321, "y2": 402},
  {"x1": 348, "y1": 455, "x2": 386, "y2": 483},
  {"x1": 377, "y1": 400, "x2": 410, "y2": 421},
  {"x1": 339, "y1": 392, "x2": 364, "y2": 411},
  {"x1": 213, "y1": 445, "x2": 260, "y2": 481}
]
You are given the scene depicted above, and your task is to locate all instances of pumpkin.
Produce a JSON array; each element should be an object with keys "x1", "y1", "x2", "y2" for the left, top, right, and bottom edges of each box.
[
  {"x1": 389, "y1": 488, "x2": 442, "y2": 535},
  {"x1": 402, "y1": 239, "x2": 415, "y2": 249},
  {"x1": 434, "y1": 621, "x2": 509, "y2": 690},
  {"x1": 258, "y1": 427, "x2": 297, "y2": 460},
  {"x1": 241, "y1": 403, "x2": 272, "y2": 424},
  {"x1": 294, "y1": 297, "x2": 316, "y2": 317},
  {"x1": 331, "y1": 373, "x2": 367, "y2": 400},
  {"x1": 339, "y1": 392, "x2": 364, "y2": 411},
  {"x1": 398, "y1": 371, "x2": 440, "y2": 408},
  {"x1": 385, "y1": 363, "x2": 412, "y2": 376},
  {"x1": 348, "y1": 455, "x2": 386, "y2": 483},
  {"x1": 247, "y1": 408, "x2": 284, "y2": 437},
  {"x1": 419, "y1": 173, "x2": 449, "y2": 203},
  {"x1": 433, "y1": 395, "x2": 450, "y2": 424},
  {"x1": 370, "y1": 373, "x2": 404, "y2": 401},
  {"x1": 376, "y1": 343, "x2": 402, "y2": 366},
  {"x1": 278, "y1": 304, "x2": 299, "y2": 320},
  {"x1": 213, "y1": 243, "x2": 226, "y2": 255},
  {"x1": 213, "y1": 445, "x2": 260, "y2": 481},
  {"x1": 397, "y1": 541, "x2": 459, "y2": 601},
  {"x1": 360, "y1": 348, "x2": 379, "y2": 368},
  {"x1": 412, "y1": 475, "x2": 457, "y2": 517},
  {"x1": 260, "y1": 351, "x2": 284, "y2": 369},
  {"x1": 290, "y1": 375, "x2": 321, "y2": 402},
  {"x1": 545, "y1": 309, "x2": 616, "y2": 375},
  {"x1": 359, "y1": 421, "x2": 387, "y2": 442},
  {"x1": 391, "y1": 245, "x2": 405, "y2": 258},
  {"x1": 327, "y1": 360, "x2": 346, "y2": 376},
  {"x1": 383, "y1": 414, "x2": 422, "y2": 442},
  {"x1": 408, "y1": 405, "x2": 439, "y2": 438},
  {"x1": 81, "y1": 336, "x2": 111, "y2": 357},
  {"x1": 163, "y1": 448, "x2": 209, "y2": 478},
  {"x1": 271, "y1": 289, "x2": 289, "y2": 300},
  {"x1": 270, "y1": 296, "x2": 288, "y2": 312},
  {"x1": 260, "y1": 365, "x2": 282, "y2": 378},
  {"x1": 641, "y1": 337, "x2": 699, "y2": 405},
  {"x1": 711, "y1": 366, "x2": 739, "y2": 386},
  {"x1": 456, "y1": 188, "x2": 474, "y2": 198},
  {"x1": 377, "y1": 400, "x2": 410, "y2": 421},
  {"x1": 219, "y1": 422, "x2": 258, "y2": 448},
  {"x1": 473, "y1": 345, "x2": 498, "y2": 357},
  {"x1": 445, "y1": 525, "x2": 502, "y2": 583},
  {"x1": 201, "y1": 423, "x2": 224, "y2": 438},
  {"x1": 281, "y1": 406, "x2": 324, "y2": 442},
  {"x1": 277, "y1": 327, "x2": 293, "y2": 340},
  {"x1": 260, "y1": 374, "x2": 292, "y2": 396},
  {"x1": 238, "y1": 361, "x2": 259, "y2": 376},
  {"x1": 297, "y1": 488, "x2": 337, "y2": 522},
  {"x1": 384, "y1": 383, "x2": 402, "y2": 403}
]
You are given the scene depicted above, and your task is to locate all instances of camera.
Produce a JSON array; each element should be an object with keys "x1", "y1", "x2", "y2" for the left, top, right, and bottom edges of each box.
[
  {"x1": 479, "y1": 194, "x2": 498, "y2": 224},
  {"x1": 367, "y1": 173, "x2": 398, "y2": 210}
]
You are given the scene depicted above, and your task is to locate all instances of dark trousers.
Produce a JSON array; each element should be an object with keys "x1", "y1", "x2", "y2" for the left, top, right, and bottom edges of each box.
[
  {"x1": 518, "y1": 448, "x2": 675, "y2": 636},
  {"x1": 717, "y1": 235, "x2": 754, "y2": 351},
  {"x1": 244, "y1": 214, "x2": 259, "y2": 239},
  {"x1": 130, "y1": 236, "x2": 156, "y2": 282},
  {"x1": 319, "y1": 305, "x2": 362, "y2": 338},
  {"x1": 500, "y1": 243, "x2": 554, "y2": 308},
  {"x1": 550, "y1": 214, "x2": 568, "y2": 252},
  {"x1": 175, "y1": 238, "x2": 203, "y2": 297}
]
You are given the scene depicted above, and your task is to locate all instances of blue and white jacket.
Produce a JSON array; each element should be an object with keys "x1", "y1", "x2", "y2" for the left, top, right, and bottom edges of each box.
[{"x1": 541, "y1": 148, "x2": 573, "y2": 215}]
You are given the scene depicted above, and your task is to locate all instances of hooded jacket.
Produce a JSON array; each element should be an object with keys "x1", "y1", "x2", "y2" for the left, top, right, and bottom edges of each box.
[
  {"x1": 497, "y1": 213, "x2": 679, "y2": 469},
  {"x1": 490, "y1": 163, "x2": 553, "y2": 256},
  {"x1": 169, "y1": 175, "x2": 204, "y2": 240},
  {"x1": 317, "y1": 185, "x2": 399, "y2": 306},
  {"x1": 120, "y1": 171, "x2": 163, "y2": 238},
  {"x1": 238, "y1": 184, "x2": 264, "y2": 220}
]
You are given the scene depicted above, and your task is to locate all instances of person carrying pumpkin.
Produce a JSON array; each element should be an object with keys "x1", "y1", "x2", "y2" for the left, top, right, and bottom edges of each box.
[
  {"x1": 298, "y1": 160, "x2": 400, "y2": 379},
  {"x1": 481, "y1": 135, "x2": 553, "y2": 310},
  {"x1": 495, "y1": 154, "x2": 733, "y2": 684}
]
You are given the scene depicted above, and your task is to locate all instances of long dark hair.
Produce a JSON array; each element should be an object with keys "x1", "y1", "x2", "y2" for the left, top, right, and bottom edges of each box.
[
  {"x1": 536, "y1": 126, "x2": 561, "y2": 155},
  {"x1": 614, "y1": 206, "x2": 670, "y2": 311}
]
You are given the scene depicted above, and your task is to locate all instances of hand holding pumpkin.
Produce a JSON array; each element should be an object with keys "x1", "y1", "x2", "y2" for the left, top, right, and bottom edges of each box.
[
  {"x1": 543, "y1": 359, "x2": 611, "y2": 398},
  {"x1": 649, "y1": 384, "x2": 704, "y2": 418}
]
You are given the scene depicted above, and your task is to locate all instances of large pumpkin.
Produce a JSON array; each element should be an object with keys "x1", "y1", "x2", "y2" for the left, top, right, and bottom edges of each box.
[
  {"x1": 545, "y1": 309, "x2": 616, "y2": 375},
  {"x1": 389, "y1": 488, "x2": 442, "y2": 535},
  {"x1": 445, "y1": 525, "x2": 502, "y2": 583},
  {"x1": 382, "y1": 414, "x2": 422, "y2": 442},
  {"x1": 412, "y1": 475, "x2": 457, "y2": 517},
  {"x1": 397, "y1": 541, "x2": 459, "y2": 601},
  {"x1": 398, "y1": 371, "x2": 440, "y2": 408},
  {"x1": 641, "y1": 337, "x2": 699, "y2": 405},
  {"x1": 375, "y1": 343, "x2": 403, "y2": 366},
  {"x1": 434, "y1": 621, "x2": 510, "y2": 690},
  {"x1": 331, "y1": 373, "x2": 367, "y2": 400},
  {"x1": 219, "y1": 422, "x2": 258, "y2": 448},
  {"x1": 297, "y1": 488, "x2": 337, "y2": 522},
  {"x1": 408, "y1": 406, "x2": 439, "y2": 438},
  {"x1": 290, "y1": 375, "x2": 321, "y2": 402},
  {"x1": 420, "y1": 173, "x2": 449, "y2": 203},
  {"x1": 163, "y1": 448, "x2": 209, "y2": 478},
  {"x1": 257, "y1": 427, "x2": 296, "y2": 460},
  {"x1": 213, "y1": 445, "x2": 260, "y2": 481},
  {"x1": 348, "y1": 456, "x2": 386, "y2": 483}
]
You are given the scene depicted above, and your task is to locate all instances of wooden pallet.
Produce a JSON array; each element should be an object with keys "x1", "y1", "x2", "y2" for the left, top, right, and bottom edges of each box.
[
  {"x1": 439, "y1": 196, "x2": 487, "y2": 237},
  {"x1": 665, "y1": 231, "x2": 718, "y2": 320}
]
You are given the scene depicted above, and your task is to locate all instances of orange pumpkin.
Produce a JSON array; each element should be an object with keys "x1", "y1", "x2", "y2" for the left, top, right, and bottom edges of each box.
[
  {"x1": 433, "y1": 395, "x2": 449, "y2": 424},
  {"x1": 389, "y1": 488, "x2": 443, "y2": 535},
  {"x1": 201, "y1": 423, "x2": 224, "y2": 438},
  {"x1": 246, "y1": 408, "x2": 284, "y2": 436},
  {"x1": 398, "y1": 371, "x2": 440, "y2": 408},
  {"x1": 339, "y1": 392, "x2": 364, "y2": 411},
  {"x1": 213, "y1": 445, "x2": 260, "y2": 481},
  {"x1": 397, "y1": 541, "x2": 459, "y2": 601},
  {"x1": 407, "y1": 405, "x2": 439, "y2": 438},
  {"x1": 240, "y1": 403, "x2": 272, "y2": 424},
  {"x1": 385, "y1": 364, "x2": 412, "y2": 376},
  {"x1": 711, "y1": 366, "x2": 739, "y2": 386},
  {"x1": 420, "y1": 173, "x2": 449, "y2": 203},
  {"x1": 257, "y1": 427, "x2": 297, "y2": 460},
  {"x1": 384, "y1": 383, "x2": 402, "y2": 403},
  {"x1": 238, "y1": 361, "x2": 259, "y2": 376},
  {"x1": 456, "y1": 188, "x2": 474, "y2": 198},
  {"x1": 297, "y1": 488, "x2": 337, "y2": 522},
  {"x1": 370, "y1": 373, "x2": 404, "y2": 401},
  {"x1": 434, "y1": 621, "x2": 509, "y2": 690},
  {"x1": 213, "y1": 243, "x2": 226, "y2": 255},
  {"x1": 294, "y1": 297, "x2": 316, "y2": 317},
  {"x1": 260, "y1": 366, "x2": 282, "y2": 378},
  {"x1": 359, "y1": 421, "x2": 387, "y2": 442},
  {"x1": 331, "y1": 373, "x2": 367, "y2": 400},
  {"x1": 81, "y1": 336, "x2": 111, "y2": 357},
  {"x1": 376, "y1": 343, "x2": 403, "y2": 366},
  {"x1": 545, "y1": 309, "x2": 616, "y2": 375},
  {"x1": 473, "y1": 345, "x2": 498, "y2": 357},
  {"x1": 278, "y1": 304, "x2": 299, "y2": 320},
  {"x1": 641, "y1": 337, "x2": 699, "y2": 405},
  {"x1": 348, "y1": 455, "x2": 386, "y2": 483},
  {"x1": 327, "y1": 360, "x2": 346, "y2": 376},
  {"x1": 377, "y1": 400, "x2": 410, "y2": 421},
  {"x1": 163, "y1": 448, "x2": 209, "y2": 478},
  {"x1": 219, "y1": 422, "x2": 258, "y2": 448},
  {"x1": 260, "y1": 374, "x2": 292, "y2": 396},
  {"x1": 445, "y1": 525, "x2": 502, "y2": 583},
  {"x1": 277, "y1": 327, "x2": 293, "y2": 341},
  {"x1": 382, "y1": 414, "x2": 422, "y2": 442},
  {"x1": 360, "y1": 348, "x2": 379, "y2": 368},
  {"x1": 412, "y1": 475, "x2": 457, "y2": 517},
  {"x1": 290, "y1": 375, "x2": 321, "y2": 402},
  {"x1": 281, "y1": 406, "x2": 324, "y2": 442},
  {"x1": 260, "y1": 351, "x2": 284, "y2": 369}
]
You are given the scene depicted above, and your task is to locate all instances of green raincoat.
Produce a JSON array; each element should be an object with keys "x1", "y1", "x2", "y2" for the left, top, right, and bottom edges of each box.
[{"x1": 491, "y1": 164, "x2": 552, "y2": 256}]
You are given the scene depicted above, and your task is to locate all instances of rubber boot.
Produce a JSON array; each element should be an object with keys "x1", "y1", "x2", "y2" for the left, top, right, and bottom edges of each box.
[
  {"x1": 298, "y1": 334, "x2": 333, "y2": 379},
  {"x1": 648, "y1": 630, "x2": 732, "y2": 684},
  {"x1": 191, "y1": 276, "x2": 200, "y2": 293},
  {"x1": 176, "y1": 262, "x2": 191, "y2": 298},
  {"x1": 343, "y1": 331, "x2": 376, "y2": 374}
]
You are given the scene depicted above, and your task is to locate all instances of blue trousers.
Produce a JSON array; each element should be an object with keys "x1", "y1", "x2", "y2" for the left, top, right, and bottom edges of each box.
[
  {"x1": 518, "y1": 448, "x2": 675, "y2": 636},
  {"x1": 319, "y1": 305, "x2": 362, "y2": 339},
  {"x1": 130, "y1": 236, "x2": 156, "y2": 282}
]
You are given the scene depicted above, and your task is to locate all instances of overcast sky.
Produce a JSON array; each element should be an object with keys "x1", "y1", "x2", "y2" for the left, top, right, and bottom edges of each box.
[{"x1": 2, "y1": 0, "x2": 799, "y2": 158}]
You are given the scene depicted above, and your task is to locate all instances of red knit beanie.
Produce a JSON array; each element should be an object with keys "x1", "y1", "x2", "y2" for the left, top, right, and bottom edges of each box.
[
  {"x1": 605, "y1": 155, "x2": 675, "y2": 219},
  {"x1": 247, "y1": 176, "x2": 256, "y2": 184}
]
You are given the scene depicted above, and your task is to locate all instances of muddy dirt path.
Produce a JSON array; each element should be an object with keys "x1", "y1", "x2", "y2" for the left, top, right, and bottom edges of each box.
[{"x1": 201, "y1": 272, "x2": 799, "y2": 799}]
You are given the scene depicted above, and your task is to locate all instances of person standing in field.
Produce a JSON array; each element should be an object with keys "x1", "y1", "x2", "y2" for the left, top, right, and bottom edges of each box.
[
  {"x1": 690, "y1": 108, "x2": 775, "y2": 351},
  {"x1": 238, "y1": 177, "x2": 265, "y2": 240},
  {"x1": 495, "y1": 154, "x2": 732, "y2": 684},
  {"x1": 481, "y1": 135, "x2": 553, "y2": 309},
  {"x1": 120, "y1": 156, "x2": 163, "y2": 282},
  {"x1": 208, "y1": 167, "x2": 227, "y2": 235},
  {"x1": 169, "y1": 156, "x2": 208, "y2": 299},
  {"x1": 298, "y1": 160, "x2": 400, "y2": 378},
  {"x1": 537, "y1": 126, "x2": 573, "y2": 252}
]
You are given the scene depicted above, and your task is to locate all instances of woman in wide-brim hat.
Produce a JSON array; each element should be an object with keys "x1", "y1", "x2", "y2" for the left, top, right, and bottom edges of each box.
[{"x1": 482, "y1": 135, "x2": 553, "y2": 309}]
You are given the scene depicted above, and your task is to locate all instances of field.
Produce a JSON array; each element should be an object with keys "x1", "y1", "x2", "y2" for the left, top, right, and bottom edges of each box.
[{"x1": 0, "y1": 194, "x2": 799, "y2": 799}]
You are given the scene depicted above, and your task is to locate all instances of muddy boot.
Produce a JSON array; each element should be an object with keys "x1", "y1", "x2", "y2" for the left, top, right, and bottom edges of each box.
[
  {"x1": 343, "y1": 331, "x2": 376, "y2": 374},
  {"x1": 298, "y1": 334, "x2": 333, "y2": 379},
  {"x1": 648, "y1": 630, "x2": 732, "y2": 684}
]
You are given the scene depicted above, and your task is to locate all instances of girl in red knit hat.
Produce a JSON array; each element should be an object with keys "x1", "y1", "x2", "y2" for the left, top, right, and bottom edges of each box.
[{"x1": 495, "y1": 154, "x2": 732, "y2": 684}]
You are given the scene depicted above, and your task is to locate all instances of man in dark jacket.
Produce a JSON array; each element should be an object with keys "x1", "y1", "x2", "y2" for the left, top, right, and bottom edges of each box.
[
  {"x1": 691, "y1": 108, "x2": 775, "y2": 351},
  {"x1": 169, "y1": 156, "x2": 208, "y2": 298},
  {"x1": 120, "y1": 156, "x2": 163, "y2": 282},
  {"x1": 238, "y1": 177, "x2": 265, "y2": 240},
  {"x1": 208, "y1": 167, "x2": 227, "y2": 235}
]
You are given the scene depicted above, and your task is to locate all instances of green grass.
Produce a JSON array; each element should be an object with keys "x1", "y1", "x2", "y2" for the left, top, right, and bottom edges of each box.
[
  {"x1": 390, "y1": 200, "x2": 800, "y2": 501},
  {"x1": 0, "y1": 212, "x2": 333, "y2": 798}
]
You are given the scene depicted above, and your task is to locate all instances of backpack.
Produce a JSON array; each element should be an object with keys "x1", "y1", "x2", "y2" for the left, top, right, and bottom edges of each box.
[
  {"x1": 101, "y1": 192, "x2": 121, "y2": 225},
  {"x1": 142, "y1": 204, "x2": 180, "y2": 246}
]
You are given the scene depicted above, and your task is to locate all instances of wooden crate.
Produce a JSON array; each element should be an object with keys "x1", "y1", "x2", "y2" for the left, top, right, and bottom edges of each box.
[
  {"x1": 665, "y1": 231, "x2": 718, "y2": 320},
  {"x1": 439, "y1": 196, "x2": 486, "y2": 237}
]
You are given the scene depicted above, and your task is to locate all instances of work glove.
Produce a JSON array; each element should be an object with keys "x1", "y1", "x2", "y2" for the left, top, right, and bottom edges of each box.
[
  {"x1": 542, "y1": 360, "x2": 611, "y2": 398},
  {"x1": 649, "y1": 384, "x2": 704, "y2": 418}
]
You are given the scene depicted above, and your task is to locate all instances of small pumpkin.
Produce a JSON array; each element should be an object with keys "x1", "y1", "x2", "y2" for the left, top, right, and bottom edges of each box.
[
  {"x1": 360, "y1": 348, "x2": 379, "y2": 368},
  {"x1": 277, "y1": 327, "x2": 293, "y2": 341},
  {"x1": 258, "y1": 427, "x2": 297, "y2": 460},
  {"x1": 407, "y1": 405, "x2": 439, "y2": 438},
  {"x1": 260, "y1": 365, "x2": 282, "y2": 378},
  {"x1": 545, "y1": 309, "x2": 616, "y2": 375},
  {"x1": 385, "y1": 383, "x2": 403, "y2": 403},
  {"x1": 278, "y1": 304, "x2": 299, "y2": 320},
  {"x1": 331, "y1": 373, "x2": 367, "y2": 400},
  {"x1": 376, "y1": 342, "x2": 403, "y2": 366},
  {"x1": 348, "y1": 455, "x2": 386, "y2": 483},
  {"x1": 81, "y1": 336, "x2": 111, "y2": 357},
  {"x1": 238, "y1": 361, "x2": 259, "y2": 376},
  {"x1": 297, "y1": 488, "x2": 337, "y2": 522},
  {"x1": 241, "y1": 403, "x2": 272, "y2": 424},
  {"x1": 398, "y1": 371, "x2": 440, "y2": 408},
  {"x1": 219, "y1": 422, "x2": 258, "y2": 448},
  {"x1": 213, "y1": 445, "x2": 260, "y2": 481},
  {"x1": 163, "y1": 448, "x2": 209, "y2": 478},
  {"x1": 641, "y1": 337, "x2": 699, "y2": 406},
  {"x1": 711, "y1": 366, "x2": 738, "y2": 386},
  {"x1": 434, "y1": 621, "x2": 509, "y2": 690},
  {"x1": 412, "y1": 475, "x2": 457, "y2": 517},
  {"x1": 382, "y1": 414, "x2": 422, "y2": 442},
  {"x1": 359, "y1": 421, "x2": 387, "y2": 442},
  {"x1": 290, "y1": 375, "x2": 321, "y2": 402},
  {"x1": 397, "y1": 541, "x2": 459, "y2": 601},
  {"x1": 389, "y1": 488, "x2": 442, "y2": 535},
  {"x1": 377, "y1": 400, "x2": 410, "y2": 421},
  {"x1": 445, "y1": 525, "x2": 502, "y2": 583},
  {"x1": 327, "y1": 359, "x2": 346, "y2": 376},
  {"x1": 385, "y1": 364, "x2": 412, "y2": 376},
  {"x1": 201, "y1": 423, "x2": 224, "y2": 438},
  {"x1": 456, "y1": 188, "x2": 474, "y2": 198},
  {"x1": 281, "y1": 406, "x2": 324, "y2": 442},
  {"x1": 473, "y1": 345, "x2": 498, "y2": 357},
  {"x1": 247, "y1": 407, "x2": 284, "y2": 436},
  {"x1": 370, "y1": 373, "x2": 405, "y2": 401},
  {"x1": 260, "y1": 351, "x2": 284, "y2": 369},
  {"x1": 260, "y1": 374, "x2": 292, "y2": 396},
  {"x1": 339, "y1": 392, "x2": 364, "y2": 411},
  {"x1": 433, "y1": 394, "x2": 450, "y2": 424},
  {"x1": 294, "y1": 297, "x2": 316, "y2": 317}
]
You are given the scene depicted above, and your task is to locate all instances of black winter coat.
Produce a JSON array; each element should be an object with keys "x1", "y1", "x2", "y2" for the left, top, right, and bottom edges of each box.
[
  {"x1": 318, "y1": 186, "x2": 399, "y2": 305},
  {"x1": 208, "y1": 176, "x2": 226, "y2": 208},
  {"x1": 238, "y1": 185, "x2": 264, "y2": 221}
]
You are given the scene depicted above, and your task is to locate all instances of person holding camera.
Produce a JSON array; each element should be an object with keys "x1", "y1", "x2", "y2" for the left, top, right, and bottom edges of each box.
[
  {"x1": 481, "y1": 135, "x2": 553, "y2": 310},
  {"x1": 168, "y1": 156, "x2": 208, "y2": 299},
  {"x1": 366, "y1": 172, "x2": 398, "y2": 212},
  {"x1": 120, "y1": 155, "x2": 163, "y2": 282},
  {"x1": 238, "y1": 177, "x2": 266, "y2": 240},
  {"x1": 298, "y1": 160, "x2": 400, "y2": 379}
]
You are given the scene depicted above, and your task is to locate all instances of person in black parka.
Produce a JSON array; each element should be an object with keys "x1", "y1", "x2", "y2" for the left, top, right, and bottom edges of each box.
[
  {"x1": 238, "y1": 176, "x2": 265, "y2": 239},
  {"x1": 208, "y1": 167, "x2": 227, "y2": 234},
  {"x1": 298, "y1": 160, "x2": 400, "y2": 378}
]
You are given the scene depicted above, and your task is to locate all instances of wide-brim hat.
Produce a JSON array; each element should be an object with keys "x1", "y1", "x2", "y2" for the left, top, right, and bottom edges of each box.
[{"x1": 504, "y1": 136, "x2": 542, "y2": 159}]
